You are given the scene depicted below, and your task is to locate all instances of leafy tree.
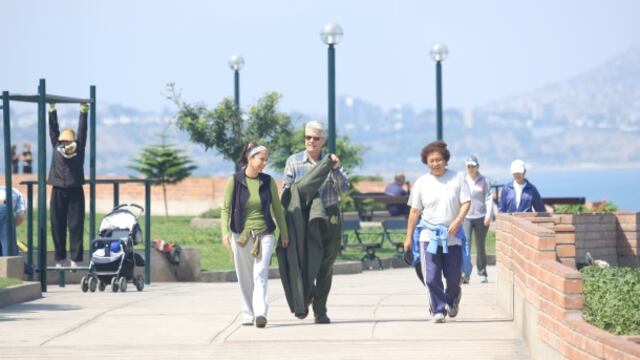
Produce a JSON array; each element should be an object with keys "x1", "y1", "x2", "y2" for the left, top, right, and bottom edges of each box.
[
  {"x1": 129, "y1": 128, "x2": 197, "y2": 218},
  {"x1": 166, "y1": 83, "x2": 292, "y2": 171},
  {"x1": 166, "y1": 83, "x2": 367, "y2": 174}
]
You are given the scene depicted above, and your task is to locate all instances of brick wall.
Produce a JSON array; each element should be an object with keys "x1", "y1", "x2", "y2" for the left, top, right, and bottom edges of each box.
[
  {"x1": 615, "y1": 213, "x2": 640, "y2": 267},
  {"x1": 2, "y1": 175, "x2": 388, "y2": 216},
  {"x1": 496, "y1": 212, "x2": 640, "y2": 360}
]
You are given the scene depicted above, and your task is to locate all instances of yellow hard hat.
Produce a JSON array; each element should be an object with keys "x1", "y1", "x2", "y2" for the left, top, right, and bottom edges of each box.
[{"x1": 59, "y1": 128, "x2": 76, "y2": 142}]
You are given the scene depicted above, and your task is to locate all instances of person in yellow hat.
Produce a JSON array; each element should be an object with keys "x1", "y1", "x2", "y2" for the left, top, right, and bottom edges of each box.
[{"x1": 48, "y1": 103, "x2": 89, "y2": 268}]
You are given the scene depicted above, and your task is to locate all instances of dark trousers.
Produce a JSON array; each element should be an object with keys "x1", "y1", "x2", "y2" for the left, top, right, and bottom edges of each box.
[
  {"x1": 463, "y1": 218, "x2": 489, "y2": 277},
  {"x1": 309, "y1": 206, "x2": 342, "y2": 317},
  {"x1": 51, "y1": 186, "x2": 85, "y2": 262},
  {"x1": 420, "y1": 243, "x2": 462, "y2": 315}
]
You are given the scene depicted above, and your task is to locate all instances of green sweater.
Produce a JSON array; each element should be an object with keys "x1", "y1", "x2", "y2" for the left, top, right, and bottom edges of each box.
[{"x1": 220, "y1": 175, "x2": 289, "y2": 241}]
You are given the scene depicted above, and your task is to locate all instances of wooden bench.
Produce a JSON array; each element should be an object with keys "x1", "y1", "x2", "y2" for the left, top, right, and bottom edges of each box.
[
  {"x1": 352, "y1": 192, "x2": 409, "y2": 221},
  {"x1": 341, "y1": 218, "x2": 385, "y2": 270}
]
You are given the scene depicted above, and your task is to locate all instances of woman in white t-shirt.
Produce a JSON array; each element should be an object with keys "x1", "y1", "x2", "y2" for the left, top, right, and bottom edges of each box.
[{"x1": 403, "y1": 141, "x2": 470, "y2": 323}]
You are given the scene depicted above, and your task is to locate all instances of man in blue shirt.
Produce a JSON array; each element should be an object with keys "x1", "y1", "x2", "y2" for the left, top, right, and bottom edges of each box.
[
  {"x1": 384, "y1": 173, "x2": 410, "y2": 216},
  {"x1": 0, "y1": 186, "x2": 26, "y2": 256},
  {"x1": 498, "y1": 159, "x2": 545, "y2": 213}
]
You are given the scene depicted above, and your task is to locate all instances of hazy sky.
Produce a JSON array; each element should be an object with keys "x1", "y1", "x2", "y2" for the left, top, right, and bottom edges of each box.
[{"x1": 2, "y1": 0, "x2": 639, "y2": 116}]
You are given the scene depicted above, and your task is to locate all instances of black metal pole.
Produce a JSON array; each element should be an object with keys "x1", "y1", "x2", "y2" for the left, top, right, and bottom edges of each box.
[
  {"x1": 234, "y1": 70, "x2": 240, "y2": 110},
  {"x1": 327, "y1": 44, "x2": 336, "y2": 154},
  {"x1": 234, "y1": 70, "x2": 240, "y2": 173},
  {"x1": 113, "y1": 183, "x2": 119, "y2": 209},
  {"x1": 436, "y1": 61, "x2": 443, "y2": 141},
  {"x1": 27, "y1": 184, "x2": 33, "y2": 281},
  {"x1": 90, "y1": 86, "x2": 96, "y2": 240},
  {"x1": 2, "y1": 91, "x2": 16, "y2": 257},
  {"x1": 144, "y1": 180, "x2": 151, "y2": 284},
  {"x1": 37, "y1": 79, "x2": 47, "y2": 292}
]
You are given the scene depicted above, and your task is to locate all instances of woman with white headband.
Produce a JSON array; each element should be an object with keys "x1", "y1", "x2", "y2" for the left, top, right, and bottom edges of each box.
[{"x1": 220, "y1": 143, "x2": 289, "y2": 328}]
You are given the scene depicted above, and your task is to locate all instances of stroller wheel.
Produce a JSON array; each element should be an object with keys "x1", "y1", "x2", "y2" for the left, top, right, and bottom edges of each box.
[
  {"x1": 80, "y1": 276, "x2": 89, "y2": 293},
  {"x1": 110, "y1": 277, "x2": 119, "y2": 292},
  {"x1": 135, "y1": 275, "x2": 144, "y2": 291},
  {"x1": 98, "y1": 280, "x2": 106, "y2": 292},
  {"x1": 88, "y1": 277, "x2": 98, "y2": 292},
  {"x1": 118, "y1": 277, "x2": 128, "y2": 292}
]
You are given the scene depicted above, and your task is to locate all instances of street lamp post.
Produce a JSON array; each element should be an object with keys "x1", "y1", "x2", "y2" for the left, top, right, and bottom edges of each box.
[
  {"x1": 228, "y1": 55, "x2": 244, "y2": 110},
  {"x1": 228, "y1": 55, "x2": 245, "y2": 171},
  {"x1": 320, "y1": 23, "x2": 343, "y2": 154},
  {"x1": 430, "y1": 43, "x2": 448, "y2": 141},
  {"x1": 229, "y1": 55, "x2": 244, "y2": 172}
]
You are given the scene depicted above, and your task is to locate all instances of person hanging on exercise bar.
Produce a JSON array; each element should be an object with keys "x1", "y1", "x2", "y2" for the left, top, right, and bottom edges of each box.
[{"x1": 48, "y1": 103, "x2": 89, "y2": 268}]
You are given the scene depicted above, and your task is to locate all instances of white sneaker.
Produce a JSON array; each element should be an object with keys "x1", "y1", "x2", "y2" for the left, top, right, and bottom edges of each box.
[
  {"x1": 55, "y1": 261, "x2": 64, "y2": 268},
  {"x1": 433, "y1": 313, "x2": 446, "y2": 323},
  {"x1": 69, "y1": 260, "x2": 78, "y2": 268},
  {"x1": 480, "y1": 275, "x2": 488, "y2": 283}
]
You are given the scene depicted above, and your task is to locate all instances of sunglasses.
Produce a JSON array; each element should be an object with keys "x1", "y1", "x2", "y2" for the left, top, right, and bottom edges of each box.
[{"x1": 304, "y1": 135, "x2": 321, "y2": 141}]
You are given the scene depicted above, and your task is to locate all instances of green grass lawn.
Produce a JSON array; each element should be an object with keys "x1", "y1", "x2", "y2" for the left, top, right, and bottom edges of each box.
[
  {"x1": 0, "y1": 278, "x2": 22, "y2": 289},
  {"x1": 15, "y1": 213, "x2": 496, "y2": 271}
]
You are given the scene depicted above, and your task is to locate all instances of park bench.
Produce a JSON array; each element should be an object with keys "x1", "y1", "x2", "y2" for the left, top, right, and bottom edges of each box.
[
  {"x1": 352, "y1": 192, "x2": 409, "y2": 221},
  {"x1": 341, "y1": 218, "x2": 385, "y2": 270},
  {"x1": 381, "y1": 218, "x2": 408, "y2": 255}
]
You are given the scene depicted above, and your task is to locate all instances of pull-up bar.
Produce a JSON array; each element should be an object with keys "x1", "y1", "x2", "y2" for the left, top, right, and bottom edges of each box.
[
  {"x1": 7, "y1": 94, "x2": 93, "y2": 104},
  {"x1": 2, "y1": 79, "x2": 97, "y2": 292}
]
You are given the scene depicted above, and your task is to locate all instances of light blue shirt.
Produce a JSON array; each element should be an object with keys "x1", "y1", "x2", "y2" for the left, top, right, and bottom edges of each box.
[{"x1": 0, "y1": 186, "x2": 26, "y2": 215}]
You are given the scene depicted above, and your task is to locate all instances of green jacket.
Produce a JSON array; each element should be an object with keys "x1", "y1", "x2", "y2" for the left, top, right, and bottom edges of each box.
[{"x1": 276, "y1": 155, "x2": 334, "y2": 316}]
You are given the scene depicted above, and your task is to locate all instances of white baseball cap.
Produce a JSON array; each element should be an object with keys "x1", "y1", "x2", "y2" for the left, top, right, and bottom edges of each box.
[
  {"x1": 510, "y1": 159, "x2": 526, "y2": 174},
  {"x1": 465, "y1": 155, "x2": 479, "y2": 167}
]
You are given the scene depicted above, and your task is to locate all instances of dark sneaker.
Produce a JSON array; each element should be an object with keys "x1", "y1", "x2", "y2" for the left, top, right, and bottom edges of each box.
[
  {"x1": 446, "y1": 303, "x2": 458, "y2": 318},
  {"x1": 295, "y1": 307, "x2": 309, "y2": 319},
  {"x1": 255, "y1": 316, "x2": 267, "y2": 328},
  {"x1": 461, "y1": 276, "x2": 470, "y2": 284},
  {"x1": 447, "y1": 293, "x2": 462, "y2": 318},
  {"x1": 314, "y1": 313, "x2": 331, "y2": 324}
]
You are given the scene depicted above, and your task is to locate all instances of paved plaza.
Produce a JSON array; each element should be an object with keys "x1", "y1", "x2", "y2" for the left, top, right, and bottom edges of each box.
[{"x1": 0, "y1": 266, "x2": 529, "y2": 359}]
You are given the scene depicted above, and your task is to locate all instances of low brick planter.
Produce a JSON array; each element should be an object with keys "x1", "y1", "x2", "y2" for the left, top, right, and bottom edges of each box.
[{"x1": 496, "y1": 212, "x2": 640, "y2": 359}]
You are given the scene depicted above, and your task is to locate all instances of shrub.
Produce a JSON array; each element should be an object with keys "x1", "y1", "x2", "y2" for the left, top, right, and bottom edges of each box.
[
  {"x1": 580, "y1": 266, "x2": 640, "y2": 335},
  {"x1": 555, "y1": 201, "x2": 618, "y2": 214},
  {"x1": 200, "y1": 208, "x2": 221, "y2": 218}
]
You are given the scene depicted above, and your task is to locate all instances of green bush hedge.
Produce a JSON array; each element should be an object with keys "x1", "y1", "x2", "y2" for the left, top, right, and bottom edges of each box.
[{"x1": 580, "y1": 266, "x2": 640, "y2": 335}]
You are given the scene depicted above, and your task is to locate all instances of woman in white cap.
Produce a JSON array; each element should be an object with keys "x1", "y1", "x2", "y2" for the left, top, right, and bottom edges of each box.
[
  {"x1": 461, "y1": 155, "x2": 493, "y2": 284},
  {"x1": 498, "y1": 159, "x2": 545, "y2": 213},
  {"x1": 220, "y1": 143, "x2": 289, "y2": 328}
]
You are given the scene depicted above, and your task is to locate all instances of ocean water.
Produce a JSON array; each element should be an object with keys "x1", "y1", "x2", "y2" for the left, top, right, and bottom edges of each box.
[{"x1": 490, "y1": 167, "x2": 640, "y2": 212}]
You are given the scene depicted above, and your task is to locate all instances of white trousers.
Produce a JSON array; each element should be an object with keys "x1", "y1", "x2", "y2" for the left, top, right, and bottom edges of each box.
[{"x1": 231, "y1": 232, "x2": 275, "y2": 323}]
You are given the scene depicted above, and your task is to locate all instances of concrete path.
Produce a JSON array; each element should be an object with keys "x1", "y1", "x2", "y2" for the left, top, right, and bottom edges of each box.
[{"x1": 0, "y1": 266, "x2": 529, "y2": 359}]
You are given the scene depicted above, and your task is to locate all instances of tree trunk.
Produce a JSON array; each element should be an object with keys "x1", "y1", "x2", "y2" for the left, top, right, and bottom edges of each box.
[{"x1": 162, "y1": 183, "x2": 169, "y2": 218}]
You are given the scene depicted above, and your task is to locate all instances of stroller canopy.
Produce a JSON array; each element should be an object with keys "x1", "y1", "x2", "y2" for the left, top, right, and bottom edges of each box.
[{"x1": 99, "y1": 210, "x2": 142, "y2": 244}]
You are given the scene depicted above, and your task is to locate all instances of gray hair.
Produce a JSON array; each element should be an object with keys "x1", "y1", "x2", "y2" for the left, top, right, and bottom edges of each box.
[{"x1": 305, "y1": 121, "x2": 326, "y2": 138}]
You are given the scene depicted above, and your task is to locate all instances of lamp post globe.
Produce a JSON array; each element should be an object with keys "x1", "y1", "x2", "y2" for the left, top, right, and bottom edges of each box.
[
  {"x1": 320, "y1": 23, "x2": 343, "y2": 45},
  {"x1": 430, "y1": 43, "x2": 449, "y2": 63},
  {"x1": 228, "y1": 55, "x2": 245, "y2": 71}
]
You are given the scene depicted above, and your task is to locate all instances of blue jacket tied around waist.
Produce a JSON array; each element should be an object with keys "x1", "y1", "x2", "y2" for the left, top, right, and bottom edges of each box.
[{"x1": 409, "y1": 219, "x2": 468, "y2": 266}]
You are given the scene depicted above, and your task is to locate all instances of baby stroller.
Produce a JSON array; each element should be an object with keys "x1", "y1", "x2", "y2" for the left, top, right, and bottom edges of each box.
[{"x1": 81, "y1": 204, "x2": 146, "y2": 293}]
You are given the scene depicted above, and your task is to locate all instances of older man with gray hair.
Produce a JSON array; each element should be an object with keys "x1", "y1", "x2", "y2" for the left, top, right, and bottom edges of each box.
[{"x1": 282, "y1": 120, "x2": 350, "y2": 324}]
